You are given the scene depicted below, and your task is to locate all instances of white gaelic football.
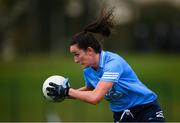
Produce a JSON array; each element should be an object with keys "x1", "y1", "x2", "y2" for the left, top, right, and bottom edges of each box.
[{"x1": 42, "y1": 75, "x2": 66, "y2": 102}]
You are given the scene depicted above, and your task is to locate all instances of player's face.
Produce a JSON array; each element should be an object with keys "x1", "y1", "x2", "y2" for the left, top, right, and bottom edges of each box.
[{"x1": 70, "y1": 44, "x2": 96, "y2": 68}]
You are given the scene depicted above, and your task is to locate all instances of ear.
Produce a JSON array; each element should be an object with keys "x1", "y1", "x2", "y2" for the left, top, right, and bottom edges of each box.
[{"x1": 86, "y1": 47, "x2": 94, "y2": 55}]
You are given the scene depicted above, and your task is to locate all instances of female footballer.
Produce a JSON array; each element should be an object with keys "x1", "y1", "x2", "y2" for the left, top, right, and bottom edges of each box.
[{"x1": 47, "y1": 9, "x2": 165, "y2": 122}]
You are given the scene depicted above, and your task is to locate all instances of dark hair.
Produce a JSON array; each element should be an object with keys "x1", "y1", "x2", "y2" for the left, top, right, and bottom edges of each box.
[{"x1": 70, "y1": 8, "x2": 114, "y2": 53}]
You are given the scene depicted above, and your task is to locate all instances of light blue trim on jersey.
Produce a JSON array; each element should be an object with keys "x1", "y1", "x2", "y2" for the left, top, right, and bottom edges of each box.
[{"x1": 83, "y1": 50, "x2": 157, "y2": 112}]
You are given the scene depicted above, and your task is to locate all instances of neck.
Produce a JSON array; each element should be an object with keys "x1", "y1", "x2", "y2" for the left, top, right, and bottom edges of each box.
[{"x1": 92, "y1": 53, "x2": 100, "y2": 70}]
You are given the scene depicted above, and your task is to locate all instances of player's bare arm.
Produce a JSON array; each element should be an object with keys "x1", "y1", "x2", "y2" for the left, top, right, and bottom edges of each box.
[
  {"x1": 77, "y1": 86, "x2": 93, "y2": 91},
  {"x1": 68, "y1": 81, "x2": 113, "y2": 105}
]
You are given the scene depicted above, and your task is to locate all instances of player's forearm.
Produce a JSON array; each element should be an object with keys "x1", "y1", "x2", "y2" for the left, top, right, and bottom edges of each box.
[
  {"x1": 68, "y1": 88, "x2": 101, "y2": 105},
  {"x1": 77, "y1": 86, "x2": 93, "y2": 91},
  {"x1": 67, "y1": 86, "x2": 92, "y2": 99}
]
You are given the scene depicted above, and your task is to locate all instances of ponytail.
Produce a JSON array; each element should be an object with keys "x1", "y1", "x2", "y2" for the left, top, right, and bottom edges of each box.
[
  {"x1": 70, "y1": 8, "x2": 114, "y2": 53},
  {"x1": 83, "y1": 8, "x2": 114, "y2": 37}
]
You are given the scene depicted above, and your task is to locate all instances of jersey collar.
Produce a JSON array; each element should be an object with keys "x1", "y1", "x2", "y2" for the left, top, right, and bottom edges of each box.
[{"x1": 99, "y1": 50, "x2": 105, "y2": 68}]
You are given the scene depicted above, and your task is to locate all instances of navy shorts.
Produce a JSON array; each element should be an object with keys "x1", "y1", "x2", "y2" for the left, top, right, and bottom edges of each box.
[{"x1": 113, "y1": 100, "x2": 165, "y2": 122}]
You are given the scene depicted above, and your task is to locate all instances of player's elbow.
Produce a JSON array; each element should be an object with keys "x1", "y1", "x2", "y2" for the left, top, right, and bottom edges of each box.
[{"x1": 89, "y1": 100, "x2": 100, "y2": 105}]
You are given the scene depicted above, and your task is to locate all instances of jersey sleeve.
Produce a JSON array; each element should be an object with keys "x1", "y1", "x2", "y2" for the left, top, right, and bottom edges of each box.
[{"x1": 100, "y1": 59, "x2": 123, "y2": 83}]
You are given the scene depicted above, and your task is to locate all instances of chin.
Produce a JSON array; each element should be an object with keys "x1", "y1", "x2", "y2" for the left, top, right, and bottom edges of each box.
[{"x1": 81, "y1": 64, "x2": 89, "y2": 69}]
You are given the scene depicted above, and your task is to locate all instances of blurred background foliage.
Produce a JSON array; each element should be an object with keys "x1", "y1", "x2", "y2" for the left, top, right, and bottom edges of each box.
[{"x1": 0, "y1": 0, "x2": 180, "y2": 122}]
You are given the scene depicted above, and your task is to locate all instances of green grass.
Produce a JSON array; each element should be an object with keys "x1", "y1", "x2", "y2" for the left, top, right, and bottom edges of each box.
[{"x1": 0, "y1": 53, "x2": 180, "y2": 121}]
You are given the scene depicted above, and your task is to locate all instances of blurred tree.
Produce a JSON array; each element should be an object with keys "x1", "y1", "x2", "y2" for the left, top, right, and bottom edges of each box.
[
  {"x1": 26, "y1": 0, "x2": 52, "y2": 53},
  {"x1": 1, "y1": 0, "x2": 180, "y2": 61},
  {"x1": 0, "y1": 0, "x2": 29, "y2": 61},
  {"x1": 132, "y1": 2, "x2": 180, "y2": 52}
]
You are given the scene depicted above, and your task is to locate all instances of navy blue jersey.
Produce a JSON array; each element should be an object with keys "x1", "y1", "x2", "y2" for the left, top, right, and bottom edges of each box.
[{"x1": 83, "y1": 51, "x2": 157, "y2": 112}]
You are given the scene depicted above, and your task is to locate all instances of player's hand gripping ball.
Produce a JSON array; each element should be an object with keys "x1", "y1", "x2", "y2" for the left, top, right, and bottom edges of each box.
[{"x1": 42, "y1": 75, "x2": 70, "y2": 102}]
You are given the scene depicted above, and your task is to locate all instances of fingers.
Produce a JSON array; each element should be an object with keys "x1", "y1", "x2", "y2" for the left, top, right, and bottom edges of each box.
[
  {"x1": 49, "y1": 82, "x2": 58, "y2": 87},
  {"x1": 46, "y1": 87, "x2": 56, "y2": 96},
  {"x1": 47, "y1": 92, "x2": 54, "y2": 96},
  {"x1": 46, "y1": 87, "x2": 55, "y2": 92},
  {"x1": 46, "y1": 82, "x2": 67, "y2": 100}
]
